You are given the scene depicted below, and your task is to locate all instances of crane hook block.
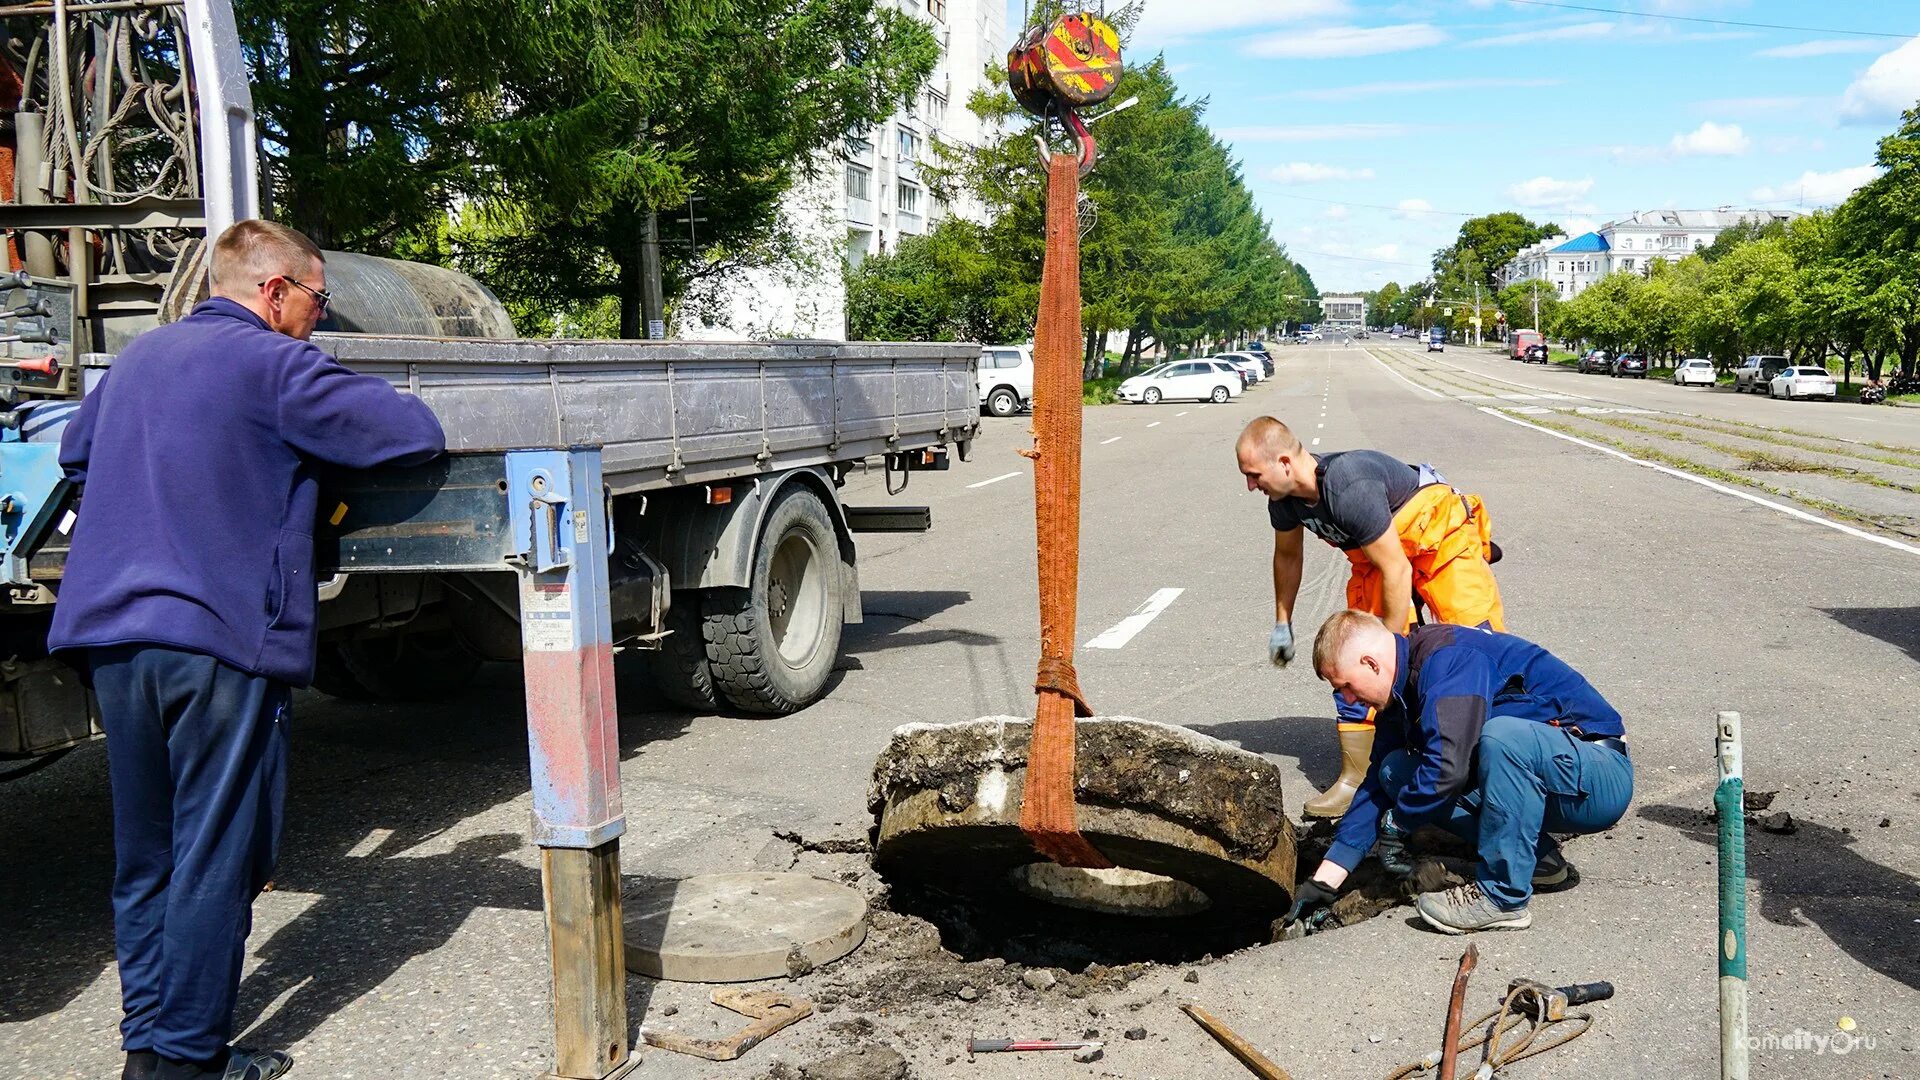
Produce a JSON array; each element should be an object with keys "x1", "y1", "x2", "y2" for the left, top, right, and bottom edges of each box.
[{"x1": 1008, "y1": 12, "x2": 1122, "y2": 116}]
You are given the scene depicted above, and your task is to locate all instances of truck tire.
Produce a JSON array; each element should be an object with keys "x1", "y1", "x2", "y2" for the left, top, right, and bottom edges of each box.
[
  {"x1": 637, "y1": 593, "x2": 720, "y2": 711},
  {"x1": 309, "y1": 643, "x2": 374, "y2": 701},
  {"x1": 337, "y1": 628, "x2": 484, "y2": 701},
  {"x1": 701, "y1": 485, "x2": 844, "y2": 715}
]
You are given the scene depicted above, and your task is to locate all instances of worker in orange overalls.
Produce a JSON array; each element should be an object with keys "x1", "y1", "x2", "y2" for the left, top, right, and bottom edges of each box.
[{"x1": 1235, "y1": 416, "x2": 1506, "y2": 818}]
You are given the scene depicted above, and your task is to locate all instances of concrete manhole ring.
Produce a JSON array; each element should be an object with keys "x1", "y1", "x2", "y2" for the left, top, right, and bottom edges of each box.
[
  {"x1": 869, "y1": 717, "x2": 1297, "y2": 916},
  {"x1": 624, "y1": 872, "x2": 868, "y2": 983}
]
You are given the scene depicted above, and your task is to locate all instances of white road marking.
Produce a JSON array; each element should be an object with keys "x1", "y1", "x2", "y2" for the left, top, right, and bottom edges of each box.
[
  {"x1": 1085, "y1": 588, "x2": 1186, "y2": 649},
  {"x1": 1479, "y1": 407, "x2": 1920, "y2": 557},
  {"x1": 1312, "y1": 437, "x2": 1321, "y2": 446},
  {"x1": 1176, "y1": 411, "x2": 1189, "y2": 417},
  {"x1": 345, "y1": 828, "x2": 395, "y2": 858},
  {"x1": 1101, "y1": 436, "x2": 1122, "y2": 445},
  {"x1": 1148, "y1": 421, "x2": 1161, "y2": 428},
  {"x1": 1317, "y1": 423, "x2": 1324, "y2": 428},
  {"x1": 967, "y1": 471, "x2": 1022, "y2": 489},
  {"x1": 1199, "y1": 405, "x2": 1209, "y2": 410}
]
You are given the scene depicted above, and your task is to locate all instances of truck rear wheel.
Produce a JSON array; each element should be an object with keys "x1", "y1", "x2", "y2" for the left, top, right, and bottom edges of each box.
[
  {"x1": 702, "y1": 485, "x2": 844, "y2": 714},
  {"x1": 336, "y1": 628, "x2": 483, "y2": 701},
  {"x1": 637, "y1": 593, "x2": 720, "y2": 711}
]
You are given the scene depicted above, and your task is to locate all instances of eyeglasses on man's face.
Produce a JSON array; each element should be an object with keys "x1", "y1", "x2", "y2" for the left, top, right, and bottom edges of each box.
[{"x1": 258, "y1": 276, "x2": 332, "y2": 315}]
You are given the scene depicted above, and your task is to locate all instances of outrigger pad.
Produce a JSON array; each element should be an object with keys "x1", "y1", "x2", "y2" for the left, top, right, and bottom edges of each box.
[{"x1": 869, "y1": 717, "x2": 1296, "y2": 915}]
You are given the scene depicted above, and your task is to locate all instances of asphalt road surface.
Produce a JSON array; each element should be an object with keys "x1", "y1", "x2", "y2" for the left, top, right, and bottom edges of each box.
[{"x1": 4, "y1": 342, "x2": 1915, "y2": 1079}]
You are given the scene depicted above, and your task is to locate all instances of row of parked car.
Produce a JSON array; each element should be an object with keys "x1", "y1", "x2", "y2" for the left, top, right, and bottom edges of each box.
[
  {"x1": 1538, "y1": 348, "x2": 1842, "y2": 401},
  {"x1": 975, "y1": 344, "x2": 1278, "y2": 416},
  {"x1": 1117, "y1": 348, "x2": 1274, "y2": 404}
]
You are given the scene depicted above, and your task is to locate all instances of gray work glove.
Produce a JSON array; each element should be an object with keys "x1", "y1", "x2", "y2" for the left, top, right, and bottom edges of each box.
[
  {"x1": 1284, "y1": 879, "x2": 1338, "y2": 927},
  {"x1": 1375, "y1": 810, "x2": 1414, "y2": 879},
  {"x1": 1269, "y1": 622, "x2": 1296, "y2": 667}
]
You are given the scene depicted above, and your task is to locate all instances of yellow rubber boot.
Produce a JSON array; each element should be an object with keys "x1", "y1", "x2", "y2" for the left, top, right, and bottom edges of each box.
[{"x1": 1302, "y1": 723, "x2": 1375, "y2": 819}]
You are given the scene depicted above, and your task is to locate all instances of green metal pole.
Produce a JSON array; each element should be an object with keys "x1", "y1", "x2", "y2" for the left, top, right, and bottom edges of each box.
[{"x1": 1715, "y1": 710, "x2": 1748, "y2": 1080}]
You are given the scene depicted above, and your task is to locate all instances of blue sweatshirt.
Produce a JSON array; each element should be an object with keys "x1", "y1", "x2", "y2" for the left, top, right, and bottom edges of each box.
[
  {"x1": 1328, "y1": 624, "x2": 1626, "y2": 871},
  {"x1": 49, "y1": 298, "x2": 446, "y2": 686}
]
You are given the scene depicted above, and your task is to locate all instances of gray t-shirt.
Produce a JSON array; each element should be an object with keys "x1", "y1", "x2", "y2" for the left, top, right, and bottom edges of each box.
[{"x1": 1267, "y1": 449, "x2": 1423, "y2": 550}]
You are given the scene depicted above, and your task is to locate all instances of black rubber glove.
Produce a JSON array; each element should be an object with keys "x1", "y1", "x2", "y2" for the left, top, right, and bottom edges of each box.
[
  {"x1": 1375, "y1": 810, "x2": 1415, "y2": 879},
  {"x1": 1285, "y1": 879, "x2": 1338, "y2": 926}
]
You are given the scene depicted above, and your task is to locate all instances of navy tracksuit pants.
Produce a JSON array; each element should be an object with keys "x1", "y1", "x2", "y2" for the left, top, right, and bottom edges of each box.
[{"x1": 89, "y1": 644, "x2": 290, "y2": 1066}]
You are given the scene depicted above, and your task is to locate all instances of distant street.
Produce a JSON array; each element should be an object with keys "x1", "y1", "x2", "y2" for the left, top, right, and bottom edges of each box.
[{"x1": 4, "y1": 342, "x2": 1915, "y2": 1078}]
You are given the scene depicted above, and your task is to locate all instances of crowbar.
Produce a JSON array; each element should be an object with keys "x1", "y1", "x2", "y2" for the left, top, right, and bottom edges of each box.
[{"x1": 1181, "y1": 1004, "x2": 1294, "y2": 1080}]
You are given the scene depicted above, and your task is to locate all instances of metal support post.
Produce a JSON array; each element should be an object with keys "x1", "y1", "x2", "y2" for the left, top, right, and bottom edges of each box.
[{"x1": 508, "y1": 448, "x2": 640, "y2": 1080}]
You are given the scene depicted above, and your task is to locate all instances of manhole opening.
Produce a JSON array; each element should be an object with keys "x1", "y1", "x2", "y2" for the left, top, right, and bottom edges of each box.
[{"x1": 878, "y1": 876, "x2": 1272, "y2": 970}]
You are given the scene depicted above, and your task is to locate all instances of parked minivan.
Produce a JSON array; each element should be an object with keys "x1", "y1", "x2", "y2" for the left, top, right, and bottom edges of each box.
[
  {"x1": 1733, "y1": 355, "x2": 1789, "y2": 394},
  {"x1": 978, "y1": 345, "x2": 1034, "y2": 417}
]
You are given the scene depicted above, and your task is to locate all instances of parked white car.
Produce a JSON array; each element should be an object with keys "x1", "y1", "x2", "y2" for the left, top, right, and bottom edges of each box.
[
  {"x1": 1769, "y1": 366, "x2": 1838, "y2": 401},
  {"x1": 978, "y1": 345, "x2": 1034, "y2": 417},
  {"x1": 1118, "y1": 360, "x2": 1241, "y2": 404},
  {"x1": 1213, "y1": 353, "x2": 1263, "y2": 384},
  {"x1": 1672, "y1": 358, "x2": 1716, "y2": 387}
]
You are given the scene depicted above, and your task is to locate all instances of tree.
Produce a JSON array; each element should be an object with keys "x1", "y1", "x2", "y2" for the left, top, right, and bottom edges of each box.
[
  {"x1": 240, "y1": 0, "x2": 940, "y2": 337},
  {"x1": 845, "y1": 218, "x2": 1023, "y2": 342},
  {"x1": 1495, "y1": 280, "x2": 1563, "y2": 337},
  {"x1": 1432, "y1": 212, "x2": 1559, "y2": 292},
  {"x1": 1833, "y1": 104, "x2": 1920, "y2": 377}
]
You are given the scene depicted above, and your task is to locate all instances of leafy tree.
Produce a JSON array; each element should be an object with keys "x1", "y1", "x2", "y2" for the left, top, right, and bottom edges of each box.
[
  {"x1": 240, "y1": 0, "x2": 939, "y2": 336},
  {"x1": 1433, "y1": 212, "x2": 1559, "y2": 292},
  {"x1": 845, "y1": 218, "x2": 1023, "y2": 342},
  {"x1": 1495, "y1": 279, "x2": 1563, "y2": 337}
]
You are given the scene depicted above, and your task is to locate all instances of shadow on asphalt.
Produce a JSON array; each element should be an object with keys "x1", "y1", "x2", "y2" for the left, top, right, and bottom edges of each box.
[
  {"x1": 1638, "y1": 802, "x2": 1920, "y2": 992},
  {"x1": 841, "y1": 590, "x2": 989, "y2": 654},
  {"x1": 1820, "y1": 606, "x2": 1920, "y2": 666},
  {"x1": 1185, "y1": 716, "x2": 1342, "y2": 789},
  {"x1": 0, "y1": 653, "x2": 696, "y2": 1047}
]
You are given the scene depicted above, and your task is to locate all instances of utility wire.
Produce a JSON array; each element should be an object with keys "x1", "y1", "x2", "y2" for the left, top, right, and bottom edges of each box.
[{"x1": 1500, "y1": 1, "x2": 1916, "y2": 39}]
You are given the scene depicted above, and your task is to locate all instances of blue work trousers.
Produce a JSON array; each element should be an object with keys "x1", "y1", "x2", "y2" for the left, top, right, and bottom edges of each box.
[
  {"x1": 1376, "y1": 714, "x2": 1633, "y2": 908},
  {"x1": 88, "y1": 644, "x2": 290, "y2": 1066}
]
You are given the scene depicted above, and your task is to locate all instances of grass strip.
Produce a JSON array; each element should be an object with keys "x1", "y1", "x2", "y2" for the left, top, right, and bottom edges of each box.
[{"x1": 1492, "y1": 408, "x2": 1912, "y2": 535}]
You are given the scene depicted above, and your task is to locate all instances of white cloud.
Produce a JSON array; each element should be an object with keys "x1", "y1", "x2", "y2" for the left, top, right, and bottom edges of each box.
[
  {"x1": 1751, "y1": 165, "x2": 1880, "y2": 206},
  {"x1": 1507, "y1": 176, "x2": 1596, "y2": 211},
  {"x1": 1466, "y1": 21, "x2": 1613, "y2": 48},
  {"x1": 1394, "y1": 198, "x2": 1434, "y2": 220},
  {"x1": 1246, "y1": 23, "x2": 1447, "y2": 59},
  {"x1": 1669, "y1": 121, "x2": 1751, "y2": 156},
  {"x1": 1132, "y1": 0, "x2": 1351, "y2": 45},
  {"x1": 1840, "y1": 38, "x2": 1920, "y2": 124},
  {"x1": 1756, "y1": 39, "x2": 1890, "y2": 59},
  {"x1": 1269, "y1": 162, "x2": 1377, "y2": 183},
  {"x1": 1218, "y1": 123, "x2": 1413, "y2": 141},
  {"x1": 1324, "y1": 204, "x2": 1351, "y2": 221},
  {"x1": 1284, "y1": 77, "x2": 1561, "y2": 101},
  {"x1": 1558, "y1": 217, "x2": 1601, "y2": 238},
  {"x1": 1366, "y1": 243, "x2": 1402, "y2": 261}
]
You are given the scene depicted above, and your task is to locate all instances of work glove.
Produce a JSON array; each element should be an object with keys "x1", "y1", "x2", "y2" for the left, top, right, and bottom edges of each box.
[
  {"x1": 1284, "y1": 879, "x2": 1338, "y2": 927},
  {"x1": 1375, "y1": 810, "x2": 1414, "y2": 879},
  {"x1": 1269, "y1": 622, "x2": 1295, "y2": 667}
]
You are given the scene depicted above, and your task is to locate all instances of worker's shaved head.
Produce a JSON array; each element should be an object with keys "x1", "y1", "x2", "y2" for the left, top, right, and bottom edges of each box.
[
  {"x1": 1237, "y1": 416, "x2": 1301, "y2": 459},
  {"x1": 210, "y1": 219, "x2": 325, "y2": 296},
  {"x1": 1236, "y1": 416, "x2": 1310, "y2": 500},
  {"x1": 1314, "y1": 609, "x2": 1390, "y2": 673}
]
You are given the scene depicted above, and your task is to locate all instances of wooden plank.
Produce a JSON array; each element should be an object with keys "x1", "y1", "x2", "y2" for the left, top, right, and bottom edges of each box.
[{"x1": 540, "y1": 843, "x2": 638, "y2": 1080}]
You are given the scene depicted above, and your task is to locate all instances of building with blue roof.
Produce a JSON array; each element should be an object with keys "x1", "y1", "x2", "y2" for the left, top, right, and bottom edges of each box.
[{"x1": 1496, "y1": 209, "x2": 1801, "y2": 301}]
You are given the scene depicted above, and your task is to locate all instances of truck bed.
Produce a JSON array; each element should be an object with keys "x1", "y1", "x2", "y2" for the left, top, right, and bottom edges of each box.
[{"x1": 321, "y1": 334, "x2": 980, "y2": 494}]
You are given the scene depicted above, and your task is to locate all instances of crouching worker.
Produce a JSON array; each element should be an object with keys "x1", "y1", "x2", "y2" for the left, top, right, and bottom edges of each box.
[{"x1": 1284, "y1": 611, "x2": 1633, "y2": 934}]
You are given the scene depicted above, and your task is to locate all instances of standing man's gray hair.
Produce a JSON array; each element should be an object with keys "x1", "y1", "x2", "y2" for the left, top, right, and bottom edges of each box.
[{"x1": 209, "y1": 219, "x2": 325, "y2": 296}]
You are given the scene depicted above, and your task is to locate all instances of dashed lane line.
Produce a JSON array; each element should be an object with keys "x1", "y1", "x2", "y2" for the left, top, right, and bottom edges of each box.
[
  {"x1": 966, "y1": 471, "x2": 1021, "y2": 489},
  {"x1": 1085, "y1": 588, "x2": 1185, "y2": 649},
  {"x1": 1101, "y1": 436, "x2": 1122, "y2": 445}
]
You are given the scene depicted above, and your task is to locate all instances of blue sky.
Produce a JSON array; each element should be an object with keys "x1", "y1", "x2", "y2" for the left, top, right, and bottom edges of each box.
[{"x1": 1004, "y1": 1, "x2": 1920, "y2": 292}]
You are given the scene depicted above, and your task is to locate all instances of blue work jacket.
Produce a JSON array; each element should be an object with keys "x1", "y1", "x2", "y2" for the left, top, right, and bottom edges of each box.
[
  {"x1": 49, "y1": 298, "x2": 445, "y2": 685},
  {"x1": 1327, "y1": 624, "x2": 1626, "y2": 871}
]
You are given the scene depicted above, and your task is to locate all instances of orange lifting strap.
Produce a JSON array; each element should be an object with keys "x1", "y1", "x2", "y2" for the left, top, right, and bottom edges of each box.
[{"x1": 1017, "y1": 152, "x2": 1113, "y2": 870}]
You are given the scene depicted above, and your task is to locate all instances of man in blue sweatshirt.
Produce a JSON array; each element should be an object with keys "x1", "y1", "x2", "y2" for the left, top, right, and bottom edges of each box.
[
  {"x1": 1284, "y1": 610, "x2": 1633, "y2": 935},
  {"x1": 51, "y1": 220, "x2": 446, "y2": 1080}
]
